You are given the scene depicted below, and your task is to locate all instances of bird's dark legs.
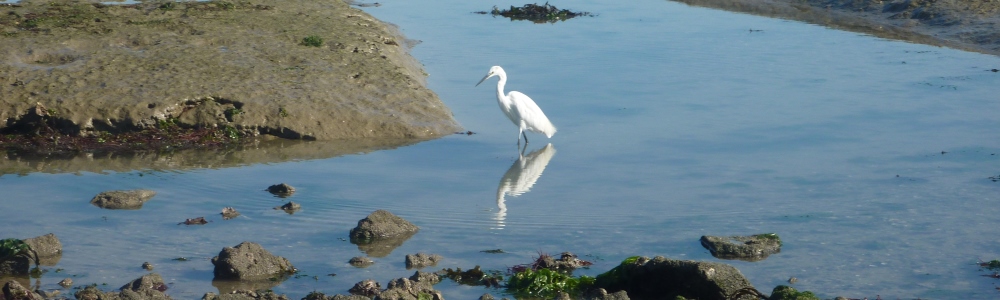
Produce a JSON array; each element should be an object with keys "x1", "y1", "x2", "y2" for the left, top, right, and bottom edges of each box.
[{"x1": 522, "y1": 132, "x2": 529, "y2": 144}]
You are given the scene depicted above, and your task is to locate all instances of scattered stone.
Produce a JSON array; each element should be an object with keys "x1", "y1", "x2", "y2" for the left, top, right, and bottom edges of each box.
[
  {"x1": 535, "y1": 252, "x2": 591, "y2": 272},
  {"x1": 788, "y1": 277, "x2": 797, "y2": 284},
  {"x1": 349, "y1": 256, "x2": 374, "y2": 268},
  {"x1": 349, "y1": 210, "x2": 419, "y2": 243},
  {"x1": 582, "y1": 288, "x2": 630, "y2": 300},
  {"x1": 73, "y1": 273, "x2": 171, "y2": 300},
  {"x1": 700, "y1": 233, "x2": 782, "y2": 261},
  {"x1": 478, "y1": 294, "x2": 494, "y2": 300},
  {"x1": 90, "y1": 189, "x2": 156, "y2": 209},
  {"x1": 211, "y1": 241, "x2": 296, "y2": 280},
  {"x1": 180, "y1": 217, "x2": 210, "y2": 225},
  {"x1": 202, "y1": 289, "x2": 291, "y2": 300},
  {"x1": 349, "y1": 279, "x2": 381, "y2": 298},
  {"x1": 120, "y1": 273, "x2": 170, "y2": 299},
  {"x1": 2, "y1": 280, "x2": 44, "y2": 300},
  {"x1": 221, "y1": 207, "x2": 241, "y2": 220},
  {"x1": 405, "y1": 253, "x2": 442, "y2": 269},
  {"x1": 378, "y1": 277, "x2": 443, "y2": 300},
  {"x1": 480, "y1": 249, "x2": 505, "y2": 254},
  {"x1": 274, "y1": 201, "x2": 301, "y2": 213},
  {"x1": 267, "y1": 183, "x2": 296, "y2": 197},
  {"x1": 58, "y1": 278, "x2": 72, "y2": 288},
  {"x1": 409, "y1": 271, "x2": 441, "y2": 285},
  {"x1": 143, "y1": 262, "x2": 154, "y2": 271},
  {"x1": 595, "y1": 256, "x2": 756, "y2": 300}
]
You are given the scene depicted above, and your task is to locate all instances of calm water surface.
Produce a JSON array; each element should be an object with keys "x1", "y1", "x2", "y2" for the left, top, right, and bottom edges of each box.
[{"x1": 3, "y1": 0, "x2": 1000, "y2": 299}]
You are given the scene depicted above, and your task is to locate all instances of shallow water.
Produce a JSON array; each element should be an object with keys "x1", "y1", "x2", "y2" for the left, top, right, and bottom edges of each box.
[{"x1": 3, "y1": 0, "x2": 1000, "y2": 299}]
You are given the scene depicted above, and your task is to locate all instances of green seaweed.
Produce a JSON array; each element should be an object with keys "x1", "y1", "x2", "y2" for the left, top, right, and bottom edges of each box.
[
  {"x1": 769, "y1": 285, "x2": 820, "y2": 300},
  {"x1": 753, "y1": 233, "x2": 782, "y2": 246},
  {"x1": 506, "y1": 268, "x2": 594, "y2": 298}
]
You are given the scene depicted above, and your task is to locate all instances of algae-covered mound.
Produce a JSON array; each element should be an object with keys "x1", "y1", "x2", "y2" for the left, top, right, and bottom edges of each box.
[{"x1": 0, "y1": 0, "x2": 461, "y2": 141}]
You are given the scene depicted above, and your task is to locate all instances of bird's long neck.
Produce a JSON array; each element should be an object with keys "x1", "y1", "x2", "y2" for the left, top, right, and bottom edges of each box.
[{"x1": 495, "y1": 73, "x2": 507, "y2": 102}]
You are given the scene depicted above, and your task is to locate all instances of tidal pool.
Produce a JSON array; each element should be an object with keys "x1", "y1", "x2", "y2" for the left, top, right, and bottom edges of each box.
[{"x1": 3, "y1": 0, "x2": 1000, "y2": 299}]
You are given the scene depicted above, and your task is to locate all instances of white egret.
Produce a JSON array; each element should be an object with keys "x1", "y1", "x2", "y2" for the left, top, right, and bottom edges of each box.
[{"x1": 475, "y1": 66, "x2": 556, "y2": 145}]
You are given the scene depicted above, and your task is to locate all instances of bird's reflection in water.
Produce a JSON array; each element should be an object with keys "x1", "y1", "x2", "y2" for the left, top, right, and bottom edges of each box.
[{"x1": 493, "y1": 143, "x2": 557, "y2": 229}]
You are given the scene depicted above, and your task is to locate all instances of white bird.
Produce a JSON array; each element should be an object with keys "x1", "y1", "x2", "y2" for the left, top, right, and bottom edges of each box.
[{"x1": 476, "y1": 66, "x2": 556, "y2": 145}]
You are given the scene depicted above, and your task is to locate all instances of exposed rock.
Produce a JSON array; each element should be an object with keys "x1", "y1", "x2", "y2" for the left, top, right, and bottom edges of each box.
[
  {"x1": 0, "y1": 0, "x2": 460, "y2": 141},
  {"x1": 478, "y1": 294, "x2": 494, "y2": 300},
  {"x1": 404, "y1": 253, "x2": 442, "y2": 269},
  {"x1": 143, "y1": 262, "x2": 154, "y2": 270},
  {"x1": 90, "y1": 189, "x2": 156, "y2": 210},
  {"x1": 700, "y1": 234, "x2": 782, "y2": 261},
  {"x1": 202, "y1": 290, "x2": 291, "y2": 300},
  {"x1": 301, "y1": 293, "x2": 370, "y2": 300},
  {"x1": 582, "y1": 288, "x2": 630, "y2": 300},
  {"x1": 221, "y1": 207, "x2": 241, "y2": 220},
  {"x1": 2, "y1": 280, "x2": 43, "y2": 300},
  {"x1": 409, "y1": 271, "x2": 441, "y2": 285},
  {"x1": 72, "y1": 273, "x2": 171, "y2": 300},
  {"x1": 180, "y1": 217, "x2": 210, "y2": 225},
  {"x1": 58, "y1": 278, "x2": 72, "y2": 288},
  {"x1": 349, "y1": 279, "x2": 381, "y2": 298},
  {"x1": 211, "y1": 241, "x2": 296, "y2": 280},
  {"x1": 595, "y1": 256, "x2": 756, "y2": 300},
  {"x1": 534, "y1": 252, "x2": 590, "y2": 272},
  {"x1": 274, "y1": 201, "x2": 301, "y2": 213},
  {"x1": 266, "y1": 184, "x2": 295, "y2": 197},
  {"x1": 349, "y1": 210, "x2": 419, "y2": 243},
  {"x1": 349, "y1": 256, "x2": 375, "y2": 268},
  {"x1": 770, "y1": 285, "x2": 820, "y2": 300},
  {"x1": 119, "y1": 273, "x2": 171, "y2": 300},
  {"x1": 21, "y1": 233, "x2": 61, "y2": 265},
  {"x1": 376, "y1": 277, "x2": 443, "y2": 300},
  {"x1": 0, "y1": 254, "x2": 31, "y2": 276}
]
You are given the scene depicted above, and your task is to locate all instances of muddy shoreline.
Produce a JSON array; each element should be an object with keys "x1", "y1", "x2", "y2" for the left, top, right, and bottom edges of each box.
[
  {"x1": 675, "y1": 0, "x2": 1000, "y2": 56},
  {"x1": 0, "y1": 0, "x2": 460, "y2": 146}
]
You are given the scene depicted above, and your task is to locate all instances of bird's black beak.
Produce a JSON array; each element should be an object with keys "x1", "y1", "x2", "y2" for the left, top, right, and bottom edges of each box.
[{"x1": 475, "y1": 73, "x2": 491, "y2": 87}]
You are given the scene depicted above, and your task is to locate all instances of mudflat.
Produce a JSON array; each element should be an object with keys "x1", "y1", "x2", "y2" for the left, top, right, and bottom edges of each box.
[
  {"x1": 0, "y1": 0, "x2": 460, "y2": 141},
  {"x1": 676, "y1": 0, "x2": 1000, "y2": 56}
]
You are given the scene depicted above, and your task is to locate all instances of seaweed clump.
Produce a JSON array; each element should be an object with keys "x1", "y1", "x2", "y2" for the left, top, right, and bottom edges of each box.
[
  {"x1": 505, "y1": 252, "x2": 595, "y2": 298},
  {"x1": 481, "y1": 2, "x2": 592, "y2": 23},
  {"x1": 0, "y1": 104, "x2": 249, "y2": 155}
]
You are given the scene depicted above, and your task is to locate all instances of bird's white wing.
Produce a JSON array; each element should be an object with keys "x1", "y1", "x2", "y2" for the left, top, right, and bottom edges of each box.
[{"x1": 508, "y1": 91, "x2": 557, "y2": 137}]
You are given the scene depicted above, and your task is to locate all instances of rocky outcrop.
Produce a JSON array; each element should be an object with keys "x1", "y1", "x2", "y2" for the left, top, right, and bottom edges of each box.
[
  {"x1": 73, "y1": 273, "x2": 171, "y2": 300},
  {"x1": 404, "y1": 253, "x2": 442, "y2": 269},
  {"x1": 350, "y1": 210, "x2": 419, "y2": 242},
  {"x1": 700, "y1": 233, "x2": 782, "y2": 261},
  {"x1": 349, "y1": 210, "x2": 419, "y2": 257},
  {"x1": 90, "y1": 189, "x2": 156, "y2": 209},
  {"x1": 211, "y1": 242, "x2": 296, "y2": 280},
  {"x1": 2, "y1": 280, "x2": 43, "y2": 300},
  {"x1": 595, "y1": 256, "x2": 756, "y2": 300},
  {"x1": 266, "y1": 183, "x2": 295, "y2": 197}
]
